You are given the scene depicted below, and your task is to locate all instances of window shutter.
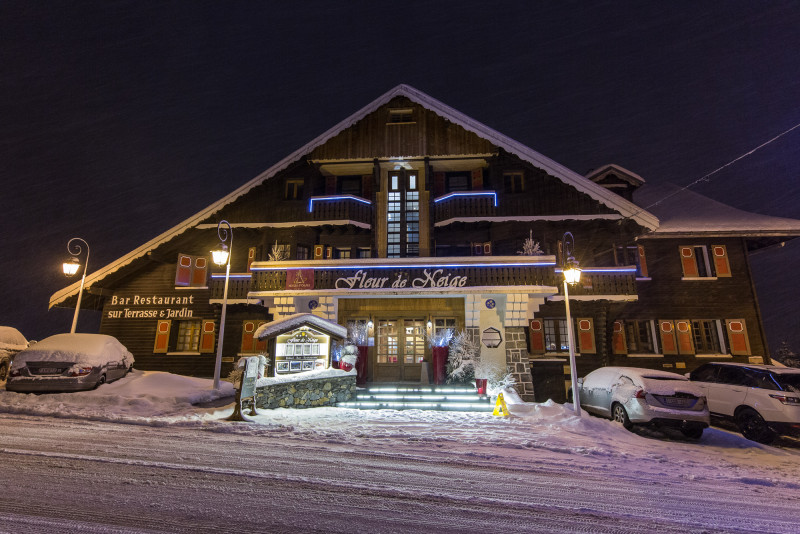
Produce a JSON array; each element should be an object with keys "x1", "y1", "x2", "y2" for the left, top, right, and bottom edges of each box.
[
  {"x1": 483, "y1": 242, "x2": 492, "y2": 255},
  {"x1": 577, "y1": 318, "x2": 596, "y2": 354},
  {"x1": 241, "y1": 321, "x2": 256, "y2": 353},
  {"x1": 254, "y1": 321, "x2": 267, "y2": 352},
  {"x1": 433, "y1": 172, "x2": 445, "y2": 196},
  {"x1": 471, "y1": 168, "x2": 483, "y2": 190},
  {"x1": 637, "y1": 245, "x2": 649, "y2": 278},
  {"x1": 712, "y1": 245, "x2": 731, "y2": 277},
  {"x1": 529, "y1": 319, "x2": 545, "y2": 354},
  {"x1": 612, "y1": 320, "x2": 627, "y2": 355},
  {"x1": 313, "y1": 245, "x2": 324, "y2": 260},
  {"x1": 247, "y1": 247, "x2": 256, "y2": 271},
  {"x1": 659, "y1": 320, "x2": 678, "y2": 355},
  {"x1": 154, "y1": 320, "x2": 171, "y2": 353},
  {"x1": 199, "y1": 320, "x2": 216, "y2": 353},
  {"x1": 191, "y1": 257, "x2": 207, "y2": 286},
  {"x1": 726, "y1": 319, "x2": 751, "y2": 355},
  {"x1": 326, "y1": 246, "x2": 333, "y2": 260},
  {"x1": 679, "y1": 246, "x2": 699, "y2": 277},
  {"x1": 675, "y1": 320, "x2": 695, "y2": 354},
  {"x1": 472, "y1": 243, "x2": 483, "y2": 256},
  {"x1": 175, "y1": 255, "x2": 192, "y2": 286}
]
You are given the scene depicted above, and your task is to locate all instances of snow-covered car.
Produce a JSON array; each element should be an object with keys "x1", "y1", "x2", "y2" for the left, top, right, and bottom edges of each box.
[
  {"x1": 688, "y1": 362, "x2": 800, "y2": 444},
  {"x1": 575, "y1": 366, "x2": 710, "y2": 438},
  {"x1": 6, "y1": 333, "x2": 134, "y2": 393},
  {"x1": 0, "y1": 326, "x2": 29, "y2": 381}
]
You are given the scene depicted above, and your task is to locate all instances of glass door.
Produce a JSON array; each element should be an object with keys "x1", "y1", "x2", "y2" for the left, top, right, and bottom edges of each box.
[{"x1": 375, "y1": 318, "x2": 425, "y2": 381}]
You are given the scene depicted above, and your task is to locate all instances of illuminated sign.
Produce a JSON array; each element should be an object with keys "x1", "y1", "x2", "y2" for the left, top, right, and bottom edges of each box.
[
  {"x1": 275, "y1": 326, "x2": 330, "y2": 375},
  {"x1": 334, "y1": 269, "x2": 468, "y2": 290},
  {"x1": 105, "y1": 293, "x2": 198, "y2": 320},
  {"x1": 287, "y1": 269, "x2": 314, "y2": 290}
]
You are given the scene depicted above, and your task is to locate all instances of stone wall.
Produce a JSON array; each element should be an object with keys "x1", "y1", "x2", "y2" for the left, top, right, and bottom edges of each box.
[
  {"x1": 505, "y1": 327, "x2": 535, "y2": 402},
  {"x1": 255, "y1": 374, "x2": 357, "y2": 409}
]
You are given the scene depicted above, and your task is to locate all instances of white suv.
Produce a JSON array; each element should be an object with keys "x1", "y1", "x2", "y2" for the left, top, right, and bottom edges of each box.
[{"x1": 688, "y1": 362, "x2": 800, "y2": 444}]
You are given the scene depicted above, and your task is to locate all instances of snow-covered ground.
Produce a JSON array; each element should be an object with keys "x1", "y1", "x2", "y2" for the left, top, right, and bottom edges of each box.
[{"x1": 2, "y1": 370, "x2": 799, "y2": 487}]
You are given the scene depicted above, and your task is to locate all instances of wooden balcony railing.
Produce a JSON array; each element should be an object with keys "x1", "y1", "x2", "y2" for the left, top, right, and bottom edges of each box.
[{"x1": 433, "y1": 191, "x2": 497, "y2": 223}]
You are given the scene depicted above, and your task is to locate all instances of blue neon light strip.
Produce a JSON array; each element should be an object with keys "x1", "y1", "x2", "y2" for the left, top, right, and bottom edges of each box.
[
  {"x1": 434, "y1": 191, "x2": 497, "y2": 207},
  {"x1": 308, "y1": 195, "x2": 372, "y2": 213},
  {"x1": 554, "y1": 267, "x2": 637, "y2": 273},
  {"x1": 252, "y1": 261, "x2": 556, "y2": 271},
  {"x1": 210, "y1": 274, "x2": 253, "y2": 279}
]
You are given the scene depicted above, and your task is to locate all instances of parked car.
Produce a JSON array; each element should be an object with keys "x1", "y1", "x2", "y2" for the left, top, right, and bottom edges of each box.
[
  {"x1": 0, "y1": 326, "x2": 29, "y2": 381},
  {"x1": 688, "y1": 362, "x2": 800, "y2": 444},
  {"x1": 6, "y1": 333, "x2": 134, "y2": 393},
  {"x1": 575, "y1": 366, "x2": 710, "y2": 438}
]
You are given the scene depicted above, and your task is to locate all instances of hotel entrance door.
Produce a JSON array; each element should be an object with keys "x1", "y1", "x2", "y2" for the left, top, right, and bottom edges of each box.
[{"x1": 375, "y1": 318, "x2": 425, "y2": 382}]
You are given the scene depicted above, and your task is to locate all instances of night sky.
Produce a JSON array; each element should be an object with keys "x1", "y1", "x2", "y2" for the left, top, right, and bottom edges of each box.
[{"x1": 2, "y1": 1, "x2": 799, "y2": 352}]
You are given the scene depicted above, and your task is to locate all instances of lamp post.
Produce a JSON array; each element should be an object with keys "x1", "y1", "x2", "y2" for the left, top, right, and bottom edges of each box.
[
  {"x1": 63, "y1": 238, "x2": 90, "y2": 334},
  {"x1": 562, "y1": 232, "x2": 582, "y2": 416},
  {"x1": 211, "y1": 220, "x2": 232, "y2": 390}
]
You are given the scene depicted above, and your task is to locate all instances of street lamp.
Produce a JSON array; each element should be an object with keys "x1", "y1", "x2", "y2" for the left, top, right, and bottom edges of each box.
[
  {"x1": 212, "y1": 220, "x2": 232, "y2": 390},
  {"x1": 63, "y1": 238, "x2": 90, "y2": 334},
  {"x1": 562, "y1": 231, "x2": 582, "y2": 416}
]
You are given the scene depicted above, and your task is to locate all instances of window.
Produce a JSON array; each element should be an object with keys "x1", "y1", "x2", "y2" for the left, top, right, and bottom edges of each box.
[
  {"x1": 691, "y1": 319, "x2": 726, "y2": 354},
  {"x1": 285, "y1": 179, "x2": 304, "y2": 200},
  {"x1": 679, "y1": 245, "x2": 716, "y2": 278},
  {"x1": 296, "y1": 245, "x2": 310, "y2": 260},
  {"x1": 434, "y1": 318, "x2": 457, "y2": 340},
  {"x1": 338, "y1": 176, "x2": 362, "y2": 197},
  {"x1": 689, "y1": 364, "x2": 719, "y2": 383},
  {"x1": 175, "y1": 254, "x2": 208, "y2": 287},
  {"x1": 544, "y1": 318, "x2": 571, "y2": 352},
  {"x1": 446, "y1": 174, "x2": 470, "y2": 192},
  {"x1": 336, "y1": 248, "x2": 351, "y2": 259},
  {"x1": 615, "y1": 245, "x2": 648, "y2": 278},
  {"x1": 175, "y1": 321, "x2": 202, "y2": 352},
  {"x1": 503, "y1": 172, "x2": 524, "y2": 193},
  {"x1": 387, "y1": 170, "x2": 419, "y2": 257},
  {"x1": 388, "y1": 108, "x2": 414, "y2": 124},
  {"x1": 625, "y1": 320, "x2": 658, "y2": 354},
  {"x1": 357, "y1": 247, "x2": 372, "y2": 258}
]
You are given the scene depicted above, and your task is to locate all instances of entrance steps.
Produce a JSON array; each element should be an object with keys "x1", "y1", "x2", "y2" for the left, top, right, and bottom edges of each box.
[{"x1": 337, "y1": 384, "x2": 494, "y2": 412}]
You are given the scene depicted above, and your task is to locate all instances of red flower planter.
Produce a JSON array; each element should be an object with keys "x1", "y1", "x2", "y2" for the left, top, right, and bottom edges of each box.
[
  {"x1": 475, "y1": 378, "x2": 488, "y2": 395},
  {"x1": 356, "y1": 345, "x2": 369, "y2": 385},
  {"x1": 432, "y1": 346, "x2": 449, "y2": 385}
]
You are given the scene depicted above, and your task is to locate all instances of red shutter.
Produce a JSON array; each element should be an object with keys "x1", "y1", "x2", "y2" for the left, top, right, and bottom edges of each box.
[
  {"x1": 637, "y1": 245, "x2": 649, "y2": 278},
  {"x1": 433, "y1": 172, "x2": 445, "y2": 196},
  {"x1": 471, "y1": 168, "x2": 483, "y2": 190},
  {"x1": 313, "y1": 245, "x2": 324, "y2": 260},
  {"x1": 199, "y1": 320, "x2": 216, "y2": 353},
  {"x1": 472, "y1": 243, "x2": 483, "y2": 256},
  {"x1": 612, "y1": 320, "x2": 627, "y2": 355},
  {"x1": 175, "y1": 255, "x2": 192, "y2": 286},
  {"x1": 577, "y1": 318, "x2": 596, "y2": 354},
  {"x1": 254, "y1": 321, "x2": 267, "y2": 352},
  {"x1": 726, "y1": 319, "x2": 751, "y2": 355},
  {"x1": 659, "y1": 320, "x2": 678, "y2": 355},
  {"x1": 154, "y1": 320, "x2": 171, "y2": 353},
  {"x1": 483, "y1": 242, "x2": 492, "y2": 255},
  {"x1": 247, "y1": 247, "x2": 256, "y2": 271},
  {"x1": 675, "y1": 320, "x2": 695, "y2": 354},
  {"x1": 712, "y1": 245, "x2": 731, "y2": 277},
  {"x1": 326, "y1": 176, "x2": 336, "y2": 195},
  {"x1": 680, "y1": 246, "x2": 699, "y2": 277},
  {"x1": 326, "y1": 246, "x2": 333, "y2": 259},
  {"x1": 191, "y1": 257, "x2": 207, "y2": 286},
  {"x1": 241, "y1": 321, "x2": 256, "y2": 353},
  {"x1": 529, "y1": 319, "x2": 545, "y2": 354}
]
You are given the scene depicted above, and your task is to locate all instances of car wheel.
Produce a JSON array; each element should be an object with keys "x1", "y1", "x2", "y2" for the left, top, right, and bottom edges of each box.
[
  {"x1": 611, "y1": 403, "x2": 633, "y2": 430},
  {"x1": 0, "y1": 362, "x2": 8, "y2": 381},
  {"x1": 736, "y1": 408, "x2": 776, "y2": 444},
  {"x1": 94, "y1": 374, "x2": 107, "y2": 390},
  {"x1": 681, "y1": 427, "x2": 704, "y2": 440}
]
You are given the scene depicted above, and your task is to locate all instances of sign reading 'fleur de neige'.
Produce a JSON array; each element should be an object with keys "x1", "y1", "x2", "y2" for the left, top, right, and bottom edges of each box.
[{"x1": 334, "y1": 268, "x2": 469, "y2": 290}]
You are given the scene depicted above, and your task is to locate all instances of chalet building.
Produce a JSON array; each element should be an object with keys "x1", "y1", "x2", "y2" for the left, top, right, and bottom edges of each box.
[{"x1": 49, "y1": 85, "x2": 800, "y2": 402}]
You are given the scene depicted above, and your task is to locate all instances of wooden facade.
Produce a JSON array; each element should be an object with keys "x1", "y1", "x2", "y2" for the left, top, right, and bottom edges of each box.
[{"x1": 51, "y1": 85, "x2": 800, "y2": 402}]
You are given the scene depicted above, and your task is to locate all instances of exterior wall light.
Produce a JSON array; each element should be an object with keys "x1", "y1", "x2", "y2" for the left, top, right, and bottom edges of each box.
[
  {"x1": 63, "y1": 238, "x2": 90, "y2": 334},
  {"x1": 481, "y1": 327, "x2": 502, "y2": 348},
  {"x1": 561, "y1": 231, "x2": 582, "y2": 416},
  {"x1": 211, "y1": 220, "x2": 233, "y2": 390}
]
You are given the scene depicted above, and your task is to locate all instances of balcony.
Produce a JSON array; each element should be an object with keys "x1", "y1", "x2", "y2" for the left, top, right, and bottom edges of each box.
[
  {"x1": 209, "y1": 275, "x2": 253, "y2": 301},
  {"x1": 258, "y1": 195, "x2": 373, "y2": 226},
  {"x1": 433, "y1": 191, "x2": 497, "y2": 224}
]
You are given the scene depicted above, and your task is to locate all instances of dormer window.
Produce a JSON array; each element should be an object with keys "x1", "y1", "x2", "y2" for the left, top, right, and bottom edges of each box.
[
  {"x1": 388, "y1": 108, "x2": 414, "y2": 124},
  {"x1": 504, "y1": 171, "x2": 524, "y2": 193}
]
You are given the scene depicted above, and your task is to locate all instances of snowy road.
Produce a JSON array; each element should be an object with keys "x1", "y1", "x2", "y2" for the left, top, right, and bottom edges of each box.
[{"x1": 2, "y1": 412, "x2": 799, "y2": 534}]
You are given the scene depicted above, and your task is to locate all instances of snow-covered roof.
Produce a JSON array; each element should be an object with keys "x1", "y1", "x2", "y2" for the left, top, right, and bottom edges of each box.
[
  {"x1": 634, "y1": 184, "x2": 800, "y2": 238},
  {"x1": 49, "y1": 84, "x2": 658, "y2": 308},
  {"x1": 586, "y1": 164, "x2": 646, "y2": 185},
  {"x1": 254, "y1": 313, "x2": 347, "y2": 340}
]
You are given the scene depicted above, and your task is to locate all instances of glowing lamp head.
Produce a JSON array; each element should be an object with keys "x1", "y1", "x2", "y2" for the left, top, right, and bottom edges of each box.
[
  {"x1": 563, "y1": 258, "x2": 581, "y2": 285},
  {"x1": 63, "y1": 257, "x2": 81, "y2": 277},
  {"x1": 212, "y1": 244, "x2": 230, "y2": 266}
]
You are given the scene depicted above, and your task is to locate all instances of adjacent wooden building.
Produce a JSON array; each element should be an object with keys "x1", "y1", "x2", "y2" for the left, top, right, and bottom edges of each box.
[{"x1": 49, "y1": 85, "x2": 800, "y2": 401}]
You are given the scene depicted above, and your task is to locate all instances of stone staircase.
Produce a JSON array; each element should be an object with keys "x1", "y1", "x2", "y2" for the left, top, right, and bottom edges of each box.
[{"x1": 337, "y1": 384, "x2": 494, "y2": 412}]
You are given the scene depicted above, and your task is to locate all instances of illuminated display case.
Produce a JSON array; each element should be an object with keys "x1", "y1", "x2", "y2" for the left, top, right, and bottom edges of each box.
[{"x1": 274, "y1": 326, "x2": 330, "y2": 375}]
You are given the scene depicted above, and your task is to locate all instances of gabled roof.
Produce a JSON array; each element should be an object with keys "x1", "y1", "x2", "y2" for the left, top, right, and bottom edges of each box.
[
  {"x1": 254, "y1": 313, "x2": 347, "y2": 340},
  {"x1": 586, "y1": 163, "x2": 645, "y2": 186},
  {"x1": 634, "y1": 183, "x2": 800, "y2": 238},
  {"x1": 49, "y1": 84, "x2": 658, "y2": 308}
]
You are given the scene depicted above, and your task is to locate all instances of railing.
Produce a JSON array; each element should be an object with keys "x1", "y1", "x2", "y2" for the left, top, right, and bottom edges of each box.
[
  {"x1": 433, "y1": 192, "x2": 497, "y2": 223},
  {"x1": 209, "y1": 276, "x2": 253, "y2": 300},
  {"x1": 258, "y1": 196, "x2": 373, "y2": 226}
]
